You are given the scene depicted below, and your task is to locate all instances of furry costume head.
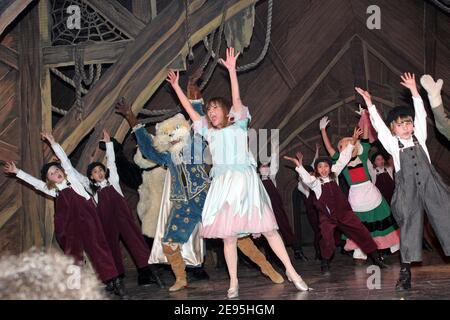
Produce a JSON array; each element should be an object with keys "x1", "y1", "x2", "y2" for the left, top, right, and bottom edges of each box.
[{"x1": 153, "y1": 113, "x2": 191, "y2": 154}]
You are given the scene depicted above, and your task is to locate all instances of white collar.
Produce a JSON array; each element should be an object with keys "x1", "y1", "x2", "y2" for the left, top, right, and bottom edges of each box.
[
  {"x1": 55, "y1": 179, "x2": 70, "y2": 191},
  {"x1": 95, "y1": 179, "x2": 109, "y2": 189}
]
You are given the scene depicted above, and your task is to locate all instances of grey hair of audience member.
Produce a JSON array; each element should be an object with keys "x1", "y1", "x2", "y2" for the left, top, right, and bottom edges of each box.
[{"x1": 0, "y1": 248, "x2": 107, "y2": 300}]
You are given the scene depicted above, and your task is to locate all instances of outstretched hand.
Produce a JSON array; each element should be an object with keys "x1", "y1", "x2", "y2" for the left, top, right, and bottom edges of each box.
[
  {"x1": 420, "y1": 74, "x2": 443, "y2": 96},
  {"x1": 219, "y1": 47, "x2": 240, "y2": 72},
  {"x1": 355, "y1": 104, "x2": 367, "y2": 116},
  {"x1": 100, "y1": 129, "x2": 110, "y2": 143},
  {"x1": 41, "y1": 130, "x2": 56, "y2": 145},
  {"x1": 351, "y1": 127, "x2": 363, "y2": 145},
  {"x1": 3, "y1": 161, "x2": 18, "y2": 174},
  {"x1": 115, "y1": 97, "x2": 138, "y2": 127},
  {"x1": 319, "y1": 116, "x2": 330, "y2": 130},
  {"x1": 315, "y1": 143, "x2": 321, "y2": 153},
  {"x1": 355, "y1": 87, "x2": 373, "y2": 107},
  {"x1": 284, "y1": 151, "x2": 303, "y2": 168},
  {"x1": 400, "y1": 72, "x2": 418, "y2": 95},
  {"x1": 115, "y1": 97, "x2": 131, "y2": 117},
  {"x1": 166, "y1": 70, "x2": 180, "y2": 88}
]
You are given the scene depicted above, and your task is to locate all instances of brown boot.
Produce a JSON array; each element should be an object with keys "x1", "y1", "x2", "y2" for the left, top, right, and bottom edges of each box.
[
  {"x1": 162, "y1": 244, "x2": 187, "y2": 291},
  {"x1": 237, "y1": 237, "x2": 284, "y2": 284}
]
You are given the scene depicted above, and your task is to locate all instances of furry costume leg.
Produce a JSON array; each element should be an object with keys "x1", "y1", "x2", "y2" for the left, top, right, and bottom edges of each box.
[{"x1": 237, "y1": 237, "x2": 284, "y2": 284}]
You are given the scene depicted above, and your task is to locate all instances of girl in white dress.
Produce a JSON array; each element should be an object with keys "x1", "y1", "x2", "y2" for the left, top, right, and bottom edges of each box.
[{"x1": 166, "y1": 47, "x2": 309, "y2": 298}]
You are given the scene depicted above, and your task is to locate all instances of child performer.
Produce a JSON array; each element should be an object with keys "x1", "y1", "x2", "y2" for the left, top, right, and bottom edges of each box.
[
  {"x1": 295, "y1": 146, "x2": 322, "y2": 260},
  {"x1": 285, "y1": 128, "x2": 387, "y2": 276},
  {"x1": 356, "y1": 72, "x2": 450, "y2": 291},
  {"x1": 3, "y1": 132, "x2": 126, "y2": 298},
  {"x1": 319, "y1": 112, "x2": 400, "y2": 263},
  {"x1": 167, "y1": 47, "x2": 309, "y2": 298},
  {"x1": 368, "y1": 152, "x2": 395, "y2": 205},
  {"x1": 85, "y1": 129, "x2": 164, "y2": 289}
]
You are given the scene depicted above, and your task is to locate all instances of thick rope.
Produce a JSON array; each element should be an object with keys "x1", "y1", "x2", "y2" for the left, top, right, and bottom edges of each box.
[
  {"x1": 184, "y1": 0, "x2": 194, "y2": 61},
  {"x1": 50, "y1": 67, "x2": 89, "y2": 95},
  {"x1": 51, "y1": 105, "x2": 68, "y2": 116},
  {"x1": 199, "y1": 1, "x2": 228, "y2": 90},
  {"x1": 236, "y1": 0, "x2": 273, "y2": 72},
  {"x1": 139, "y1": 108, "x2": 180, "y2": 116},
  {"x1": 200, "y1": 29, "x2": 216, "y2": 71},
  {"x1": 198, "y1": 0, "x2": 273, "y2": 90}
]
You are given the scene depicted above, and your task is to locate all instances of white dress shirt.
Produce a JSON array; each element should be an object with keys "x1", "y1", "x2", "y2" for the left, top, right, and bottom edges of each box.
[{"x1": 367, "y1": 96, "x2": 430, "y2": 172}]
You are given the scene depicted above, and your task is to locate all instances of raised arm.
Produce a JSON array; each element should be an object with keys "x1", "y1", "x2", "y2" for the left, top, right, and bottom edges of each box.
[
  {"x1": 167, "y1": 70, "x2": 200, "y2": 122},
  {"x1": 220, "y1": 47, "x2": 243, "y2": 112},
  {"x1": 310, "y1": 143, "x2": 320, "y2": 167},
  {"x1": 355, "y1": 87, "x2": 396, "y2": 154},
  {"x1": 101, "y1": 129, "x2": 120, "y2": 186},
  {"x1": 421, "y1": 75, "x2": 450, "y2": 140},
  {"x1": 4, "y1": 161, "x2": 56, "y2": 197},
  {"x1": 41, "y1": 131, "x2": 86, "y2": 184},
  {"x1": 401, "y1": 72, "x2": 427, "y2": 142},
  {"x1": 332, "y1": 127, "x2": 361, "y2": 175},
  {"x1": 319, "y1": 117, "x2": 336, "y2": 156}
]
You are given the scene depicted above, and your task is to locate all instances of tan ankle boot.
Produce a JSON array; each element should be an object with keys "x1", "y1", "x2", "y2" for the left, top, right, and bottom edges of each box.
[
  {"x1": 162, "y1": 244, "x2": 187, "y2": 291},
  {"x1": 237, "y1": 237, "x2": 284, "y2": 284}
]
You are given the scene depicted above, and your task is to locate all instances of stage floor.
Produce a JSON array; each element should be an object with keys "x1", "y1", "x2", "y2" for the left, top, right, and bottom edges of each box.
[{"x1": 119, "y1": 246, "x2": 450, "y2": 300}]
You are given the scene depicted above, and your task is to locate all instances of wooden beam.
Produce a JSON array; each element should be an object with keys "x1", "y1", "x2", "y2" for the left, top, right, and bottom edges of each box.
[
  {"x1": 350, "y1": 36, "x2": 366, "y2": 89},
  {"x1": 0, "y1": 0, "x2": 34, "y2": 36},
  {"x1": 0, "y1": 44, "x2": 18, "y2": 69},
  {"x1": 81, "y1": 0, "x2": 145, "y2": 39},
  {"x1": 39, "y1": 0, "x2": 52, "y2": 131},
  {"x1": 254, "y1": 11, "x2": 297, "y2": 90},
  {"x1": 42, "y1": 40, "x2": 132, "y2": 67},
  {"x1": 280, "y1": 96, "x2": 355, "y2": 151},
  {"x1": 275, "y1": 35, "x2": 355, "y2": 132},
  {"x1": 423, "y1": 2, "x2": 437, "y2": 74},
  {"x1": 51, "y1": 0, "x2": 258, "y2": 170},
  {"x1": 39, "y1": 0, "x2": 55, "y2": 247},
  {"x1": 18, "y1": 3, "x2": 44, "y2": 249},
  {"x1": 132, "y1": 0, "x2": 153, "y2": 24},
  {"x1": 295, "y1": 135, "x2": 315, "y2": 153}
]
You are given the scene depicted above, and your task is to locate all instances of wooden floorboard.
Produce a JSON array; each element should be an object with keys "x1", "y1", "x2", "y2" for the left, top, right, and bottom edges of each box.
[{"x1": 115, "y1": 246, "x2": 450, "y2": 300}]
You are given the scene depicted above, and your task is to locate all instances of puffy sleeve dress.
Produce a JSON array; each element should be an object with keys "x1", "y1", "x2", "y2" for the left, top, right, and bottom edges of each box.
[{"x1": 193, "y1": 106, "x2": 278, "y2": 239}]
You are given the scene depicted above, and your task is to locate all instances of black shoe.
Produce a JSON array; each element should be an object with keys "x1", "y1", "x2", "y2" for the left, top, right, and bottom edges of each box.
[
  {"x1": 112, "y1": 277, "x2": 129, "y2": 300},
  {"x1": 187, "y1": 268, "x2": 210, "y2": 282},
  {"x1": 320, "y1": 260, "x2": 331, "y2": 276},
  {"x1": 137, "y1": 265, "x2": 165, "y2": 288},
  {"x1": 294, "y1": 249, "x2": 308, "y2": 261},
  {"x1": 368, "y1": 252, "x2": 388, "y2": 269},
  {"x1": 105, "y1": 280, "x2": 115, "y2": 294},
  {"x1": 395, "y1": 268, "x2": 411, "y2": 291},
  {"x1": 340, "y1": 247, "x2": 352, "y2": 257}
]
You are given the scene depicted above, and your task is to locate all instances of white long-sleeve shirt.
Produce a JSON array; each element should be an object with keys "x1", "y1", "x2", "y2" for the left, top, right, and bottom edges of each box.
[
  {"x1": 295, "y1": 144, "x2": 354, "y2": 200},
  {"x1": 16, "y1": 143, "x2": 91, "y2": 200},
  {"x1": 78, "y1": 142, "x2": 124, "y2": 203},
  {"x1": 296, "y1": 151, "x2": 320, "y2": 198},
  {"x1": 367, "y1": 160, "x2": 394, "y2": 184},
  {"x1": 367, "y1": 96, "x2": 430, "y2": 172}
]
